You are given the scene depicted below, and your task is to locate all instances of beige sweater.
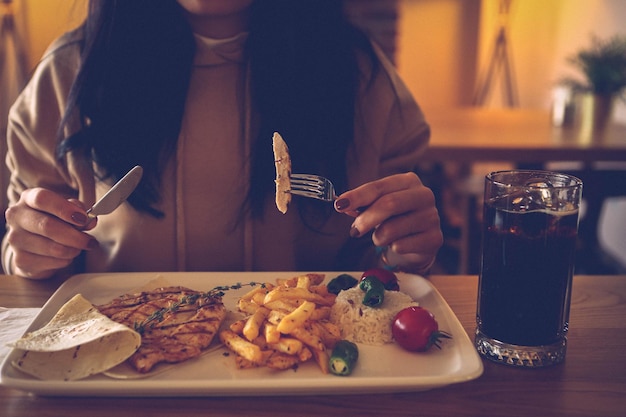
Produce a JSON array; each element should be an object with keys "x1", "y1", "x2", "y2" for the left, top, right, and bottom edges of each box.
[{"x1": 3, "y1": 31, "x2": 430, "y2": 277}]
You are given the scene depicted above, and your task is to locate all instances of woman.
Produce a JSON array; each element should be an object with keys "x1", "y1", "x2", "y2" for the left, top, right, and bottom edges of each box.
[{"x1": 3, "y1": 0, "x2": 442, "y2": 280}]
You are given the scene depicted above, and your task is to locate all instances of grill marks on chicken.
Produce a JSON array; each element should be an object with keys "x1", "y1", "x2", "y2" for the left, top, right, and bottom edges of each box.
[{"x1": 97, "y1": 286, "x2": 226, "y2": 373}]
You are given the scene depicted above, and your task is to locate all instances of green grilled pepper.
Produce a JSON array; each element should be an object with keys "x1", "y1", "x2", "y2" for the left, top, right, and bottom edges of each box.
[
  {"x1": 326, "y1": 274, "x2": 358, "y2": 295},
  {"x1": 329, "y1": 340, "x2": 359, "y2": 376},
  {"x1": 359, "y1": 275, "x2": 385, "y2": 307}
]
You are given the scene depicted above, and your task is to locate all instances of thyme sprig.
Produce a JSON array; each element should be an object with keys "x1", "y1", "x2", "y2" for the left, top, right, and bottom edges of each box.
[{"x1": 133, "y1": 281, "x2": 265, "y2": 335}]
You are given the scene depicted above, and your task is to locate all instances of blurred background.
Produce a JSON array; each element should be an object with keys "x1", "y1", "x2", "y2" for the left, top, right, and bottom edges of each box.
[{"x1": 2, "y1": 0, "x2": 625, "y2": 274}]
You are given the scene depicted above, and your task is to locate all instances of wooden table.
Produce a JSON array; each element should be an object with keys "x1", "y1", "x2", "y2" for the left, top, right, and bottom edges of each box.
[
  {"x1": 1, "y1": 274, "x2": 625, "y2": 417},
  {"x1": 422, "y1": 108, "x2": 626, "y2": 163}
]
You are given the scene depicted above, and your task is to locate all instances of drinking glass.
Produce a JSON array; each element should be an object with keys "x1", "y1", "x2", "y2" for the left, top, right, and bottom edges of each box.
[{"x1": 475, "y1": 170, "x2": 583, "y2": 367}]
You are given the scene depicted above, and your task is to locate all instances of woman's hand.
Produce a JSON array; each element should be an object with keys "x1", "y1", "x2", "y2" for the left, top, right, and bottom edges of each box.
[
  {"x1": 4, "y1": 188, "x2": 99, "y2": 279},
  {"x1": 334, "y1": 172, "x2": 443, "y2": 274}
]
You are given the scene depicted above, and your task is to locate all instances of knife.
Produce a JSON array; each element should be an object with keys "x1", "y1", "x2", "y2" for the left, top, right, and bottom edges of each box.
[{"x1": 86, "y1": 166, "x2": 144, "y2": 219}]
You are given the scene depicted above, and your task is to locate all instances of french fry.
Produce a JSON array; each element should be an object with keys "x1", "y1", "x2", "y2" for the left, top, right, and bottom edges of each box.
[
  {"x1": 234, "y1": 355, "x2": 257, "y2": 369},
  {"x1": 311, "y1": 321, "x2": 341, "y2": 347},
  {"x1": 309, "y1": 285, "x2": 329, "y2": 296},
  {"x1": 243, "y1": 306, "x2": 269, "y2": 341},
  {"x1": 266, "y1": 309, "x2": 286, "y2": 326},
  {"x1": 238, "y1": 298, "x2": 259, "y2": 315},
  {"x1": 252, "y1": 335, "x2": 269, "y2": 350},
  {"x1": 220, "y1": 273, "x2": 341, "y2": 375},
  {"x1": 263, "y1": 286, "x2": 333, "y2": 306},
  {"x1": 289, "y1": 325, "x2": 325, "y2": 351},
  {"x1": 318, "y1": 321, "x2": 341, "y2": 339},
  {"x1": 310, "y1": 306, "x2": 331, "y2": 321},
  {"x1": 311, "y1": 346, "x2": 330, "y2": 374},
  {"x1": 277, "y1": 273, "x2": 326, "y2": 289},
  {"x1": 239, "y1": 284, "x2": 272, "y2": 301},
  {"x1": 263, "y1": 299, "x2": 301, "y2": 312},
  {"x1": 220, "y1": 330, "x2": 264, "y2": 364},
  {"x1": 266, "y1": 352, "x2": 300, "y2": 370},
  {"x1": 229, "y1": 318, "x2": 247, "y2": 334},
  {"x1": 307, "y1": 273, "x2": 326, "y2": 286},
  {"x1": 278, "y1": 274, "x2": 304, "y2": 288},
  {"x1": 268, "y1": 337, "x2": 303, "y2": 355},
  {"x1": 276, "y1": 300, "x2": 315, "y2": 334},
  {"x1": 251, "y1": 291, "x2": 267, "y2": 306},
  {"x1": 264, "y1": 323, "x2": 281, "y2": 344},
  {"x1": 276, "y1": 277, "x2": 297, "y2": 288},
  {"x1": 234, "y1": 349, "x2": 273, "y2": 368},
  {"x1": 319, "y1": 293, "x2": 338, "y2": 306},
  {"x1": 298, "y1": 346, "x2": 313, "y2": 362},
  {"x1": 296, "y1": 275, "x2": 311, "y2": 288}
]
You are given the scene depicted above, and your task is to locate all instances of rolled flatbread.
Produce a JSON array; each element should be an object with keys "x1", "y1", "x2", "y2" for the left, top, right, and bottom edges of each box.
[{"x1": 9, "y1": 294, "x2": 141, "y2": 381}]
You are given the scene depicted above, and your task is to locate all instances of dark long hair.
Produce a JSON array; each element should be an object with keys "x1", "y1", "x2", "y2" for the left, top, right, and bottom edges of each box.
[{"x1": 57, "y1": 0, "x2": 377, "y2": 218}]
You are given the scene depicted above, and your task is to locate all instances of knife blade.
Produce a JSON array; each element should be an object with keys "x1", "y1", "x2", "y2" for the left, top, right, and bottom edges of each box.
[{"x1": 86, "y1": 166, "x2": 143, "y2": 219}]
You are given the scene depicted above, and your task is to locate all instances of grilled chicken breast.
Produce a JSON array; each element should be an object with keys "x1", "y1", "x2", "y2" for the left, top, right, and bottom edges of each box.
[
  {"x1": 97, "y1": 286, "x2": 226, "y2": 373},
  {"x1": 273, "y1": 131, "x2": 292, "y2": 214}
]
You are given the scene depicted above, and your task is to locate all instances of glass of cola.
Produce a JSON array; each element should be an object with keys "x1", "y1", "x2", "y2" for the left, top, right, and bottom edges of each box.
[{"x1": 475, "y1": 170, "x2": 583, "y2": 367}]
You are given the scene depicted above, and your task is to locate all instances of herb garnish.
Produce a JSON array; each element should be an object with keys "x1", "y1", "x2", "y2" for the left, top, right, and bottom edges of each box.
[{"x1": 133, "y1": 282, "x2": 264, "y2": 335}]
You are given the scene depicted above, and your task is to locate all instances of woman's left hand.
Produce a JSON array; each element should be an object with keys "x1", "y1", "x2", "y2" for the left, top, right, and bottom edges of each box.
[{"x1": 334, "y1": 172, "x2": 443, "y2": 274}]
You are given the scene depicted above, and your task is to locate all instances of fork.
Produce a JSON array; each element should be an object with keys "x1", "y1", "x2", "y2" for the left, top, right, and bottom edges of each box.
[{"x1": 290, "y1": 173, "x2": 337, "y2": 202}]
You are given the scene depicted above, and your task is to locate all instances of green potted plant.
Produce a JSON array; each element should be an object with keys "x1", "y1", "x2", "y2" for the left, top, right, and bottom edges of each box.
[{"x1": 562, "y1": 34, "x2": 626, "y2": 130}]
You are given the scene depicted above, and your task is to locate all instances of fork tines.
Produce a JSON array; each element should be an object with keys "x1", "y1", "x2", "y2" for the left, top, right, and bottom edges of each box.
[
  {"x1": 289, "y1": 173, "x2": 336, "y2": 201},
  {"x1": 290, "y1": 174, "x2": 325, "y2": 198}
]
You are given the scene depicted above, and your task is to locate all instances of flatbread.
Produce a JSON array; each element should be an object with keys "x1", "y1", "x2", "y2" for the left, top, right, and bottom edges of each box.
[
  {"x1": 9, "y1": 294, "x2": 141, "y2": 381},
  {"x1": 272, "y1": 132, "x2": 292, "y2": 214}
]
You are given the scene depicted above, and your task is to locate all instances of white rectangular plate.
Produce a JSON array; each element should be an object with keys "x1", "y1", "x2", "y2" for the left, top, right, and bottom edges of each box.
[{"x1": 0, "y1": 271, "x2": 483, "y2": 396}]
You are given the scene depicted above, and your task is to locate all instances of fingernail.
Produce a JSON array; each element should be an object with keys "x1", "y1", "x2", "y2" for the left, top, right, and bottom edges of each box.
[
  {"x1": 335, "y1": 198, "x2": 350, "y2": 211},
  {"x1": 349, "y1": 225, "x2": 360, "y2": 238},
  {"x1": 71, "y1": 212, "x2": 88, "y2": 225}
]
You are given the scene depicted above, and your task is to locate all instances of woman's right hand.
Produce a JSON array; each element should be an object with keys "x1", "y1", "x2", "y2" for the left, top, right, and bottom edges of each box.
[{"x1": 4, "y1": 187, "x2": 99, "y2": 279}]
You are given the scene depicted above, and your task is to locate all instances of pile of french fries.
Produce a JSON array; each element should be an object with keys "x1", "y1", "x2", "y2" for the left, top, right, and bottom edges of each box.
[{"x1": 219, "y1": 273, "x2": 340, "y2": 373}]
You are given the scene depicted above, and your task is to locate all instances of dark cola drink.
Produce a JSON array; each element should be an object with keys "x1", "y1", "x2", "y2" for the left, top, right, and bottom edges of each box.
[
  {"x1": 475, "y1": 170, "x2": 582, "y2": 367},
  {"x1": 477, "y1": 204, "x2": 578, "y2": 345}
]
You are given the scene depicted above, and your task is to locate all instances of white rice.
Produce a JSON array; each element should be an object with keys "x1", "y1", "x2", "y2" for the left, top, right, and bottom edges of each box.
[{"x1": 330, "y1": 286, "x2": 418, "y2": 345}]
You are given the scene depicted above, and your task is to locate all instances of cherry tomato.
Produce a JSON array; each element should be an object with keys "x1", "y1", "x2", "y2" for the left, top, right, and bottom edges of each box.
[
  {"x1": 391, "y1": 306, "x2": 451, "y2": 352},
  {"x1": 360, "y1": 268, "x2": 399, "y2": 291}
]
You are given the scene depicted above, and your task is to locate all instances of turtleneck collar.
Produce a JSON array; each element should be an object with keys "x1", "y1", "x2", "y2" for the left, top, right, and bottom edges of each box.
[{"x1": 193, "y1": 32, "x2": 248, "y2": 67}]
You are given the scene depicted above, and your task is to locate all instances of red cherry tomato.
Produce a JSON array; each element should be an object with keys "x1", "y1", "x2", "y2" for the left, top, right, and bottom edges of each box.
[
  {"x1": 360, "y1": 268, "x2": 399, "y2": 291},
  {"x1": 391, "y1": 306, "x2": 451, "y2": 352}
]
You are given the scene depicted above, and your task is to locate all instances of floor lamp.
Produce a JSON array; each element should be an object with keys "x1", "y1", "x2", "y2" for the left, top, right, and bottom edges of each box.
[{"x1": 472, "y1": 0, "x2": 519, "y2": 107}]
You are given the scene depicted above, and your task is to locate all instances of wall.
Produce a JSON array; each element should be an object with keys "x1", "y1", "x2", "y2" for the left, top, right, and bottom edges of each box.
[
  {"x1": 474, "y1": 0, "x2": 562, "y2": 109},
  {"x1": 11, "y1": 0, "x2": 85, "y2": 70},
  {"x1": 397, "y1": 0, "x2": 480, "y2": 110},
  {"x1": 397, "y1": 0, "x2": 626, "y2": 120},
  {"x1": 12, "y1": 0, "x2": 626, "y2": 117}
]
